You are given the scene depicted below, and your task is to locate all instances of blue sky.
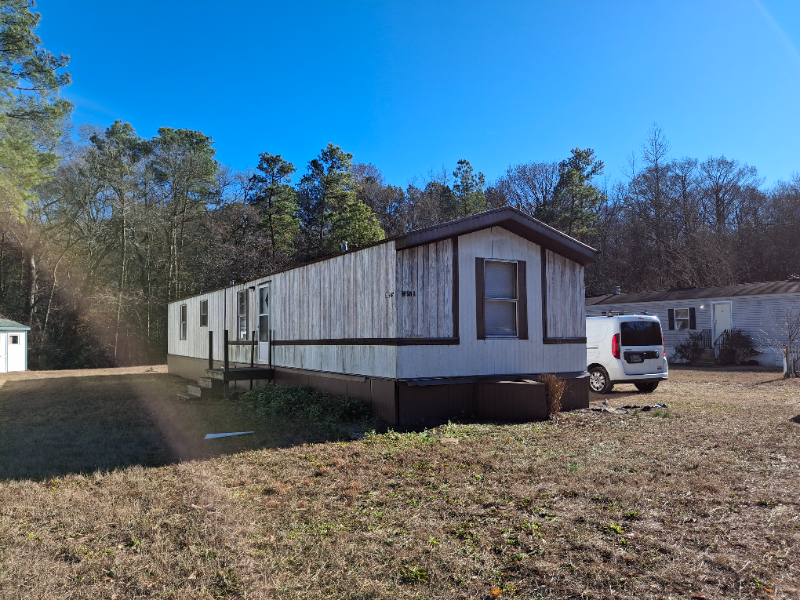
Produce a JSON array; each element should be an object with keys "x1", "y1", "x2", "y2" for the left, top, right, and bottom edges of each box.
[{"x1": 37, "y1": 0, "x2": 800, "y2": 188}]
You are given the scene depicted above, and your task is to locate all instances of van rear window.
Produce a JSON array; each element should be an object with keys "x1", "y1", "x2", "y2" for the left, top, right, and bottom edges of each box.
[{"x1": 620, "y1": 321, "x2": 662, "y2": 346}]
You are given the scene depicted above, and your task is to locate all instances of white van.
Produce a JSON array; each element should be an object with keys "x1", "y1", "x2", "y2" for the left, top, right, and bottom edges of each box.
[{"x1": 586, "y1": 314, "x2": 668, "y2": 394}]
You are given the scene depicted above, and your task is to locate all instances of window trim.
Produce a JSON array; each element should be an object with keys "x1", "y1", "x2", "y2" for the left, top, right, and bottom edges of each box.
[
  {"x1": 9, "y1": 335, "x2": 19, "y2": 345},
  {"x1": 674, "y1": 308, "x2": 690, "y2": 331},
  {"x1": 475, "y1": 257, "x2": 528, "y2": 340},
  {"x1": 237, "y1": 290, "x2": 248, "y2": 340},
  {"x1": 199, "y1": 299, "x2": 208, "y2": 327},
  {"x1": 668, "y1": 307, "x2": 696, "y2": 331},
  {"x1": 179, "y1": 304, "x2": 187, "y2": 340}
]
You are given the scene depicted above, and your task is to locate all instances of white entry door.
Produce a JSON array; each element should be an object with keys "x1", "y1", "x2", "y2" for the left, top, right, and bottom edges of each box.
[
  {"x1": 712, "y1": 302, "x2": 732, "y2": 342},
  {"x1": 0, "y1": 334, "x2": 6, "y2": 373},
  {"x1": 257, "y1": 284, "x2": 270, "y2": 363}
]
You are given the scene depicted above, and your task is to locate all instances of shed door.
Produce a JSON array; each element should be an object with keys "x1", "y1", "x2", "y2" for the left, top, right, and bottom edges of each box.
[
  {"x1": 0, "y1": 334, "x2": 6, "y2": 373},
  {"x1": 257, "y1": 284, "x2": 270, "y2": 363}
]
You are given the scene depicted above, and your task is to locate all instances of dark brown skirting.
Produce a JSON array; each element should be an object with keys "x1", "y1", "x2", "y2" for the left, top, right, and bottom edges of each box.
[{"x1": 167, "y1": 355, "x2": 589, "y2": 427}]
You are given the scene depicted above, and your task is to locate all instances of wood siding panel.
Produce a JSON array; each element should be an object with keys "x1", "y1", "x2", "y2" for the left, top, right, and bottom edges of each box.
[
  {"x1": 395, "y1": 239, "x2": 454, "y2": 338},
  {"x1": 437, "y1": 240, "x2": 453, "y2": 337},
  {"x1": 168, "y1": 241, "x2": 399, "y2": 378},
  {"x1": 546, "y1": 250, "x2": 585, "y2": 339}
]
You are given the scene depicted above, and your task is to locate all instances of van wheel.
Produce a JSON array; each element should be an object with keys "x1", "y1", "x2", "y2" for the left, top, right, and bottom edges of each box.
[
  {"x1": 589, "y1": 367, "x2": 612, "y2": 394},
  {"x1": 635, "y1": 382, "x2": 659, "y2": 393}
]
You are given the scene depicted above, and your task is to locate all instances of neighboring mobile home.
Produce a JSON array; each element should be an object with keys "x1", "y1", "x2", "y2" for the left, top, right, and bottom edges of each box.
[
  {"x1": 168, "y1": 207, "x2": 597, "y2": 425},
  {"x1": 586, "y1": 280, "x2": 800, "y2": 367},
  {"x1": 0, "y1": 319, "x2": 29, "y2": 372}
]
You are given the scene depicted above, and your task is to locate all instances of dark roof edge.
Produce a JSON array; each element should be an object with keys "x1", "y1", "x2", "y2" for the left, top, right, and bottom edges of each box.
[{"x1": 395, "y1": 206, "x2": 598, "y2": 265}]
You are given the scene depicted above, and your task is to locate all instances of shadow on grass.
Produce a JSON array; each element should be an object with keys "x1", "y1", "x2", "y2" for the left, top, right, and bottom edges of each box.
[
  {"x1": 0, "y1": 372, "x2": 368, "y2": 481},
  {"x1": 791, "y1": 415, "x2": 800, "y2": 425}
]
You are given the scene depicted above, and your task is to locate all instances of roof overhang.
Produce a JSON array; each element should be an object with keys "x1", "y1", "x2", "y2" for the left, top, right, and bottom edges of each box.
[{"x1": 395, "y1": 207, "x2": 598, "y2": 265}]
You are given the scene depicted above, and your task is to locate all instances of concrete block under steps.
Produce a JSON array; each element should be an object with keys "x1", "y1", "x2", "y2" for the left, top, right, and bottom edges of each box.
[
  {"x1": 187, "y1": 384, "x2": 222, "y2": 399},
  {"x1": 197, "y1": 376, "x2": 224, "y2": 391},
  {"x1": 178, "y1": 392, "x2": 201, "y2": 401}
]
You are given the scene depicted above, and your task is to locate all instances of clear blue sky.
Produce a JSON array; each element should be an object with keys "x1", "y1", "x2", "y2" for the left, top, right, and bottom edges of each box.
[{"x1": 37, "y1": 0, "x2": 800, "y2": 188}]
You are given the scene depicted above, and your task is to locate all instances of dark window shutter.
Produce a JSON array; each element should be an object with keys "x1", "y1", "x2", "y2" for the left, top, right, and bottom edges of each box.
[
  {"x1": 475, "y1": 258, "x2": 485, "y2": 340},
  {"x1": 689, "y1": 307, "x2": 696, "y2": 330},
  {"x1": 667, "y1": 309, "x2": 675, "y2": 330},
  {"x1": 517, "y1": 260, "x2": 528, "y2": 340}
]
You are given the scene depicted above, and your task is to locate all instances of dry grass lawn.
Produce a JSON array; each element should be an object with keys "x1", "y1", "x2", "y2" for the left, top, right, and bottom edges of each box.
[{"x1": 0, "y1": 366, "x2": 798, "y2": 599}]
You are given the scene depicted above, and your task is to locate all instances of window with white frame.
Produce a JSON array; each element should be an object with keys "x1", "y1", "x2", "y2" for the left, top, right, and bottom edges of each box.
[
  {"x1": 200, "y1": 299, "x2": 208, "y2": 327},
  {"x1": 179, "y1": 304, "x2": 187, "y2": 340},
  {"x1": 238, "y1": 290, "x2": 248, "y2": 340},
  {"x1": 668, "y1": 307, "x2": 696, "y2": 330},
  {"x1": 674, "y1": 308, "x2": 690, "y2": 330}
]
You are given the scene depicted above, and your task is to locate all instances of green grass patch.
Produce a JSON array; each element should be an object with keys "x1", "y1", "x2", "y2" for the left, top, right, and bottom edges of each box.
[{"x1": 239, "y1": 383, "x2": 375, "y2": 438}]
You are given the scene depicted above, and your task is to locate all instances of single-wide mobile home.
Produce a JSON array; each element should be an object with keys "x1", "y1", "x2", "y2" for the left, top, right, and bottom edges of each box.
[
  {"x1": 586, "y1": 280, "x2": 800, "y2": 367},
  {"x1": 168, "y1": 207, "x2": 597, "y2": 425},
  {"x1": 0, "y1": 319, "x2": 29, "y2": 372}
]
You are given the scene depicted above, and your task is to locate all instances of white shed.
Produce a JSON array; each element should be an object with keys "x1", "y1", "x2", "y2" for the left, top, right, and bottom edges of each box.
[
  {"x1": 168, "y1": 208, "x2": 598, "y2": 425},
  {"x1": 586, "y1": 280, "x2": 800, "y2": 367},
  {"x1": 0, "y1": 319, "x2": 29, "y2": 372}
]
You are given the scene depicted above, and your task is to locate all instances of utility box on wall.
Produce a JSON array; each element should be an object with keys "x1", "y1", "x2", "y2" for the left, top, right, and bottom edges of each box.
[{"x1": 0, "y1": 319, "x2": 29, "y2": 372}]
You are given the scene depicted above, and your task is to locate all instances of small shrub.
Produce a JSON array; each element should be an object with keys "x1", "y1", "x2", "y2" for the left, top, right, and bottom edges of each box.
[
  {"x1": 717, "y1": 329, "x2": 760, "y2": 365},
  {"x1": 539, "y1": 374, "x2": 566, "y2": 417},
  {"x1": 672, "y1": 331, "x2": 706, "y2": 364}
]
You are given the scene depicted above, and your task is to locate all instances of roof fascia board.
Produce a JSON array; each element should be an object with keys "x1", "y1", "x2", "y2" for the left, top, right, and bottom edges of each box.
[{"x1": 395, "y1": 209, "x2": 597, "y2": 265}]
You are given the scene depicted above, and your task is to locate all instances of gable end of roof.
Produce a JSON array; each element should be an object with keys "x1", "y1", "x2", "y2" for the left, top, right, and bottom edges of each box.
[{"x1": 396, "y1": 207, "x2": 598, "y2": 265}]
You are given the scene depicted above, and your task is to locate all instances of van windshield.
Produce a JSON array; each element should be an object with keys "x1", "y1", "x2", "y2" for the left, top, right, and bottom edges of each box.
[{"x1": 620, "y1": 321, "x2": 662, "y2": 346}]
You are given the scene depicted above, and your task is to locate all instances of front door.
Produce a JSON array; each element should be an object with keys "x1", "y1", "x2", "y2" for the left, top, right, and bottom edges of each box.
[
  {"x1": 0, "y1": 333, "x2": 6, "y2": 373},
  {"x1": 712, "y1": 302, "x2": 732, "y2": 342},
  {"x1": 257, "y1": 284, "x2": 270, "y2": 363}
]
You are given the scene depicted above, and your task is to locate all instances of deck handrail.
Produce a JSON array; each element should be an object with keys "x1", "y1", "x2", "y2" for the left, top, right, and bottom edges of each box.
[
  {"x1": 222, "y1": 329, "x2": 259, "y2": 394},
  {"x1": 699, "y1": 329, "x2": 712, "y2": 349},
  {"x1": 714, "y1": 329, "x2": 732, "y2": 348}
]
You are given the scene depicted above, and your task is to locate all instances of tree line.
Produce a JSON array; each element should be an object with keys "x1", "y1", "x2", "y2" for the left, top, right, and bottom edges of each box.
[{"x1": 0, "y1": 2, "x2": 798, "y2": 368}]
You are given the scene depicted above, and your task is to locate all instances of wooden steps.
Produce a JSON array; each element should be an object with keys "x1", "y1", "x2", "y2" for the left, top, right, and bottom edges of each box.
[
  {"x1": 178, "y1": 367, "x2": 273, "y2": 401},
  {"x1": 693, "y1": 349, "x2": 717, "y2": 367}
]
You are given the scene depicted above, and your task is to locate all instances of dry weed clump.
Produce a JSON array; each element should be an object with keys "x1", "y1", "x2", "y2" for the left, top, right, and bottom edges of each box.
[
  {"x1": 1, "y1": 368, "x2": 799, "y2": 599},
  {"x1": 539, "y1": 372, "x2": 566, "y2": 417}
]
